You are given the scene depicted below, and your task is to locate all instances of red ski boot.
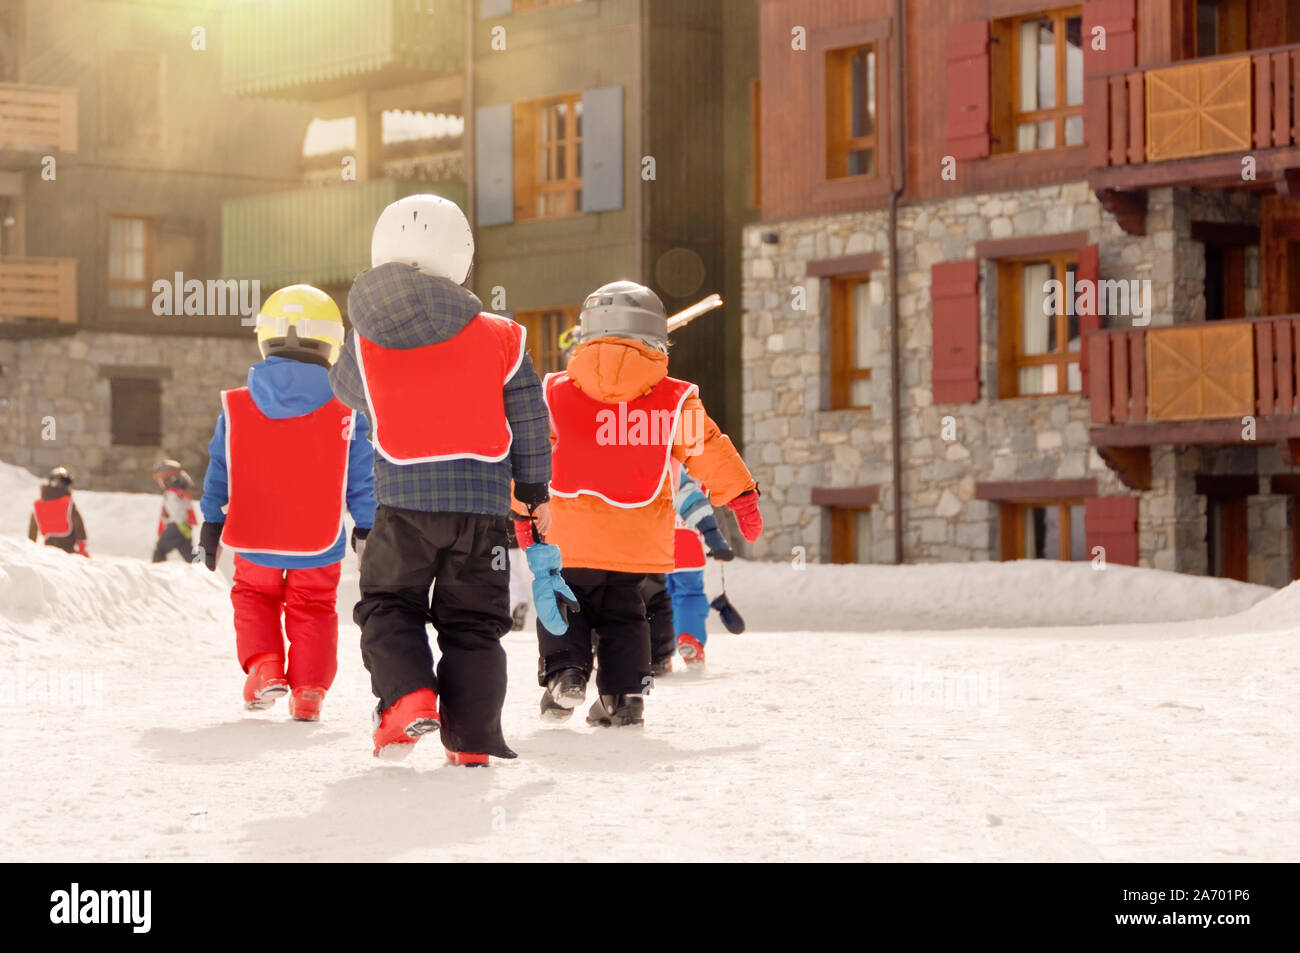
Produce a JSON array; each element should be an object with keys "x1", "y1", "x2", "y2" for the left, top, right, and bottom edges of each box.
[
  {"x1": 289, "y1": 686, "x2": 327, "y2": 722},
  {"x1": 445, "y1": 750, "x2": 490, "y2": 767},
  {"x1": 677, "y1": 633, "x2": 706, "y2": 667},
  {"x1": 372, "y1": 689, "x2": 440, "y2": 760},
  {"x1": 243, "y1": 653, "x2": 289, "y2": 710}
]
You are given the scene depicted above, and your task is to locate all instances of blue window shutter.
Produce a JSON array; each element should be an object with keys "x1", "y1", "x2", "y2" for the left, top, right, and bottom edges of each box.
[
  {"x1": 475, "y1": 104, "x2": 514, "y2": 227},
  {"x1": 480, "y1": 0, "x2": 512, "y2": 18},
  {"x1": 581, "y1": 86, "x2": 623, "y2": 213}
]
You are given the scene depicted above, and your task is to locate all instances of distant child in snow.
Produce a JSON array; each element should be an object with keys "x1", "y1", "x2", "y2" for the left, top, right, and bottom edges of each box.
[
  {"x1": 532, "y1": 281, "x2": 762, "y2": 728},
  {"x1": 151, "y1": 459, "x2": 197, "y2": 563},
  {"x1": 28, "y1": 466, "x2": 89, "y2": 557},
  {"x1": 643, "y1": 462, "x2": 734, "y2": 674},
  {"x1": 199, "y1": 284, "x2": 376, "y2": 724},
  {"x1": 329, "y1": 195, "x2": 564, "y2": 765}
]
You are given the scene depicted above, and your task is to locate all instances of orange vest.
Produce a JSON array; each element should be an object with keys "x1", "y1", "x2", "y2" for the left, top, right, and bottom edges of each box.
[
  {"x1": 546, "y1": 372, "x2": 697, "y2": 508},
  {"x1": 220, "y1": 387, "x2": 353, "y2": 556},
  {"x1": 356, "y1": 313, "x2": 525, "y2": 464},
  {"x1": 33, "y1": 496, "x2": 73, "y2": 538}
]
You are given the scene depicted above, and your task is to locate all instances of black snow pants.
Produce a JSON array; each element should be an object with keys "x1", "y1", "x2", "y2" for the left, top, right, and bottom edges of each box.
[
  {"x1": 152, "y1": 525, "x2": 195, "y2": 563},
  {"x1": 355, "y1": 505, "x2": 513, "y2": 757},
  {"x1": 537, "y1": 568, "x2": 652, "y2": 698},
  {"x1": 640, "y1": 573, "x2": 676, "y2": 665}
]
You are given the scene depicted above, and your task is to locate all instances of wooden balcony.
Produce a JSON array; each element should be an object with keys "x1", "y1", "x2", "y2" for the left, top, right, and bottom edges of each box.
[
  {"x1": 1088, "y1": 316, "x2": 1300, "y2": 485},
  {"x1": 0, "y1": 257, "x2": 77, "y2": 330},
  {"x1": 1086, "y1": 45, "x2": 1300, "y2": 198},
  {"x1": 0, "y1": 83, "x2": 78, "y2": 161}
]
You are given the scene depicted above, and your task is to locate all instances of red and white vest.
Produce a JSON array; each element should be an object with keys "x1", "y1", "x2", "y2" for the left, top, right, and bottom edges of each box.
[
  {"x1": 669, "y1": 459, "x2": 707, "y2": 571},
  {"x1": 356, "y1": 313, "x2": 526, "y2": 465},
  {"x1": 545, "y1": 372, "x2": 698, "y2": 508},
  {"x1": 32, "y1": 496, "x2": 73, "y2": 538},
  {"x1": 157, "y1": 487, "x2": 197, "y2": 536},
  {"x1": 220, "y1": 387, "x2": 354, "y2": 556}
]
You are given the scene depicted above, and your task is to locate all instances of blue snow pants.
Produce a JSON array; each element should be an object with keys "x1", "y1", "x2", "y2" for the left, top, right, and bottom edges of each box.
[{"x1": 666, "y1": 570, "x2": 710, "y2": 645}]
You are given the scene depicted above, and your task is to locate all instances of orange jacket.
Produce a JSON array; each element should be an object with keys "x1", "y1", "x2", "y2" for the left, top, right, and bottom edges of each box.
[{"x1": 542, "y1": 337, "x2": 755, "y2": 574}]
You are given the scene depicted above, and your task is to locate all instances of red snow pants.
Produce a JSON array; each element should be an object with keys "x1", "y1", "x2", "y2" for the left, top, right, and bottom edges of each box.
[{"x1": 232, "y1": 555, "x2": 341, "y2": 690}]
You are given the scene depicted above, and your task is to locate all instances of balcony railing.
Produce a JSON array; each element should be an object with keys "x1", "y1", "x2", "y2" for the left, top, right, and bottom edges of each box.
[
  {"x1": 1086, "y1": 45, "x2": 1300, "y2": 182},
  {"x1": 221, "y1": 177, "x2": 466, "y2": 289},
  {"x1": 0, "y1": 258, "x2": 77, "y2": 325},
  {"x1": 1088, "y1": 316, "x2": 1300, "y2": 437},
  {"x1": 0, "y1": 83, "x2": 78, "y2": 155},
  {"x1": 221, "y1": 0, "x2": 465, "y2": 100}
]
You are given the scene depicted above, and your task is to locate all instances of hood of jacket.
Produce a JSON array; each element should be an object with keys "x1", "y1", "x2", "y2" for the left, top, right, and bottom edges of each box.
[
  {"x1": 246, "y1": 356, "x2": 335, "y2": 419},
  {"x1": 565, "y1": 337, "x2": 669, "y2": 403},
  {"x1": 347, "y1": 262, "x2": 483, "y2": 349}
]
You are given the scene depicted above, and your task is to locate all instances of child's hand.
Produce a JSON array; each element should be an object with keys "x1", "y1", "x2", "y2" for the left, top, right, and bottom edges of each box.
[
  {"x1": 531, "y1": 501, "x2": 552, "y2": 538},
  {"x1": 727, "y1": 490, "x2": 763, "y2": 543}
]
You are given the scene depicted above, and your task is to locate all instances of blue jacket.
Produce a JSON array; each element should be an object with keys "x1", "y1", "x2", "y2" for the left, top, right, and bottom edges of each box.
[
  {"x1": 329, "y1": 263, "x2": 551, "y2": 516},
  {"x1": 202, "y1": 356, "x2": 377, "y2": 569}
]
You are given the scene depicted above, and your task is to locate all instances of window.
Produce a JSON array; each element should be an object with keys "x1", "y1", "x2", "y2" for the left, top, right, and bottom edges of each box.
[
  {"x1": 110, "y1": 377, "x2": 162, "y2": 447},
  {"x1": 1207, "y1": 494, "x2": 1248, "y2": 580},
  {"x1": 514, "y1": 93, "x2": 583, "y2": 221},
  {"x1": 997, "y1": 253, "x2": 1082, "y2": 397},
  {"x1": 829, "y1": 507, "x2": 872, "y2": 564},
  {"x1": 515, "y1": 306, "x2": 579, "y2": 375},
  {"x1": 108, "y1": 216, "x2": 153, "y2": 310},
  {"x1": 825, "y1": 44, "x2": 877, "y2": 179},
  {"x1": 1194, "y1": 0, "x2": 1249, "y2": 56},
  {"x1": 994, "y1": 8, "x2": 1083, "y2": 153},
  {"x1": 829, "y1": 273, "x2": 874, "y2": 410},
  {"x1": 1000, "y1": 501, "x2": 1086, "y2": 560}
]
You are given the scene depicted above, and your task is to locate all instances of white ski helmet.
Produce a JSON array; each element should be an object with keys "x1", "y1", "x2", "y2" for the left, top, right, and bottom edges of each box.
[
  {"x1": 578, "y1": 280, "x2": 668, "y2": 349},
  {"x1": 370, "y1": 194, "x2": 474, "y2": 284}
]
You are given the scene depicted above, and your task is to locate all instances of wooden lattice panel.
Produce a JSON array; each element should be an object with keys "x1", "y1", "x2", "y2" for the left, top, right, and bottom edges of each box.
[
  {"x1": 1145, "y1": 56, "x2": 1252, "y2": 161},
  {"x1": 1147, "y1": 324, "x2": 1254, "y2": 421}
]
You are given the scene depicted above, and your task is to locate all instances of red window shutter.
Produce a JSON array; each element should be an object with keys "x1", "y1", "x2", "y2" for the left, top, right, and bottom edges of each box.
[
  {"x1": 1076, "y1": 243, "x2": 1100, "y2": 391},
  {"x1": 1085, "y1": 496, "x2": 1139, "y2": 566},
  {"x1": 931, "y1": 259, "x2": 980, "y2": 404},
  {"x1": 946, "y1": 22, "x2": 990, "y2": 160},
  {"x1": 1082, "y1": 0, "x2": 1136, "y2": 76}
]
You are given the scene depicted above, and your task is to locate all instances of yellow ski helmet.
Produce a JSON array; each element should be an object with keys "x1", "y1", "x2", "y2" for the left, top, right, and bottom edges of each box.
[{"x1": 254, "y1": 284, "x2": 345, "y2": 367}]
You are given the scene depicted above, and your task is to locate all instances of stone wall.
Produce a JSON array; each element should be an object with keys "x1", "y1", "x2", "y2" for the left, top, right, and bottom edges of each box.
[
  {"x1": 741, "y1": 183, "x2": 1288, "y2": 586},
  {"x1": 0, "y1": 331, "x2": 257, "y2": 492}
]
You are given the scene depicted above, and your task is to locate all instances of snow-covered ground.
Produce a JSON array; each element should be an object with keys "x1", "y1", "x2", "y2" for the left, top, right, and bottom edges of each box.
[{"x1": 1, "y1": 460, "x2": 1297, "y2": 862}]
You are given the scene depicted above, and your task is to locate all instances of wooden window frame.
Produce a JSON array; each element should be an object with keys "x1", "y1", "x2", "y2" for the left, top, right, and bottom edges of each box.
[
  {"x1": 829, "y1": 272, "x2": 873, "y2": 411},
  {"x1": 992, "y1": 6, "x2": 1084, "y2": 155},
  {"x1": 107, "y1": 214, "x2": 154, "y2": 313},
  {"x1": 810, "y1": 20, "x2": 892, "y2": 206},
  {"x1": 514, "y1": 305, "x2": 580, "y2": 375},
  {"x1": 996, "y1": 250, "x2": 1083, "y2": 399},
  {"x1": 824, "y1": 43, "x2": 879, "y2": 181},
  {"x1": 514, "y1": 92, "x2": 583, "y2": 223},
  {"x1": 829, "y1": 505, "x2": 872, "y2": 564},
  {"x1": 999, "y1": 498, "x2": 1085, "y2": 561}
]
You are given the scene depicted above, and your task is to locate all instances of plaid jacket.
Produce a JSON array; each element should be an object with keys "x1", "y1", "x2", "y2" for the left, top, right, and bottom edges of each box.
[{"x1": 329, "y1": 263, "x2": 551, "y2": 516}]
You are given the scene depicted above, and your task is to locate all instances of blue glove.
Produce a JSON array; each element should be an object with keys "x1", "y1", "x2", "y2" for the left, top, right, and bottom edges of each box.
[
  {"x1": 699, "y1": 515, "x2": 735, "y2": 561},
  {"x1": 524, "y1": 542, "x2": 579, "y2": 635}
]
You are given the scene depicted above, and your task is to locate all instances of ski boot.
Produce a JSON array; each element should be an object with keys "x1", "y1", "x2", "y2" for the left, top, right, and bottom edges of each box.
[
  {"x1": 243, "y1": 653, "x2": 289, "y2": 711},
  {"x1": 445, "y1": 750, "x2": 490, "y2": 767},
  {"x1": 372, "y1": 688, "x2": 440, "y2": 760},
  {"x1": 540, "y1": 668, "x2": 588, "y2": 723},
  {"x1": 288, "y1": 686, "x2": 326, "y2": 722},
  {"x1": 677, "y1": 633, "x2": 706, "y2": 667},
  {"x1": 649, "y1": 656, "x2": 674, "y2": 677},
  {"x1": 586, "y1": 694, "x2": 645, "y2": 727}
]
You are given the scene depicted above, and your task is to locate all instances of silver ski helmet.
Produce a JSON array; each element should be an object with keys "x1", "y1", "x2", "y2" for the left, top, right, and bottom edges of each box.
[{"x1": 578, "y1": 281, "x2": 668, "y2": 350}]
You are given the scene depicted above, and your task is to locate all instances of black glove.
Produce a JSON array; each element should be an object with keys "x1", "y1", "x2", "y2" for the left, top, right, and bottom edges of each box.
[{"x1": 198, "y1": 521, "x2": 223, "y2": 572}]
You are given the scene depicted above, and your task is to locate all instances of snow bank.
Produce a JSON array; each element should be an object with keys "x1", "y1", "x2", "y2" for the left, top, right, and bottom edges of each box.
[
  {"x1": 703, "y1": 557, "x2": 1270, "y2": 632},
  {"x1": 0, "y1": 536, "x2": 229, "y2": 646}
]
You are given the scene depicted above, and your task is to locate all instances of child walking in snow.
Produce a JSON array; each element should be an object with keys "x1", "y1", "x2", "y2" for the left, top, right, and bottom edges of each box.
[
  {"x1": 329, "y1": 194, "x2": 571, "y2": 765},
  {"x1": 530, "y1": 281, "x2": 763, "y2": 727},
  {"x1": 643, "y1": 462, "x2": 734, "y2": 674},
  {"x1": 199, "y1": 284, "x2": 376, "y2": 723},
  {"x1": 151, "y1": 459, "x2": 197, "y2": 563},
  {"x1": 28, "y1": 466, "x2": 89, "y2": 557}
]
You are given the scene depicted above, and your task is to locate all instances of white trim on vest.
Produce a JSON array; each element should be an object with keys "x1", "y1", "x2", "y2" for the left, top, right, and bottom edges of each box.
[
  {"x1": 544, "y1": 371, "x2": 699, "y2": 509},
  {"x1": 355, "y1": 315, "x2": 525, "y2": 466},
  {"x1": 220, "y1": 388, "x2": 353, "y2": 557}
]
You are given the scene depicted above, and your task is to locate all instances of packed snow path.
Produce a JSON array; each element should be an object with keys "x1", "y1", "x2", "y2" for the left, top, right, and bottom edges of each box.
[{"x1": 2, "y1": 543, "x2": 1297, "y2": 861}]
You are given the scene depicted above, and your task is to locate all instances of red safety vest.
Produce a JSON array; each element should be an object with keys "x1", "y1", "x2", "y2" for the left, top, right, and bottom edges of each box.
[
  {"x1": 356, "y1": 313, "x2": 525, "y2": 464},
  {"x1": 33, "y1": 496, "x2": 73, "y2": 538},
  {"x1": 157, "y1": 487, "x2": 196, "y2": 536},
  {"x1": 220, "y1": 387, "x2": 353, "y2": 556},
  {"x1": 546, "y1": 372, "x2": 698, "y2": 508}
]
